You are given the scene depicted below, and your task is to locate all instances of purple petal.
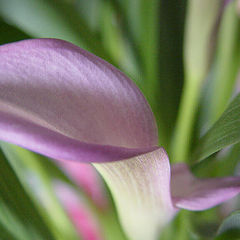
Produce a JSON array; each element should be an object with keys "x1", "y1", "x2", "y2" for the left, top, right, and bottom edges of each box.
[
  {"x1": 171, "y1": 163, "x2": 240, "y2": 211},
  {"x1": 0, "y1": 39, "x2": 158, "y2": 162}
]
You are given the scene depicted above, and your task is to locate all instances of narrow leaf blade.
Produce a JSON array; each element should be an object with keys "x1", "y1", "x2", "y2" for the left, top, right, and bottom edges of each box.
[
  {"x1": 0, "y1": 149, "x2": 55, "y2": 240},
  {"x1": 215, "y1": 211, "x2": 240, "y2": 239},
  {"x1": 193, "y1": 94, "x2": 240, "y2": 162}
]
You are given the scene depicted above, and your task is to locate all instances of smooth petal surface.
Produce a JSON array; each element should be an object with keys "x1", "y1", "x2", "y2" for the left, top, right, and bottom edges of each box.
[
  {"x1": 55, "y1": 182, "x2": 103, "y2": 240},
  {"x1": 0, "y1": 38, "x2": 158, "y2": 162},
  {"x1": 94, "y1": 148, "x2": 177, "y2": 240},
  {"x1": 171, "y1": 163, "x2": 240, "y2": 210}
]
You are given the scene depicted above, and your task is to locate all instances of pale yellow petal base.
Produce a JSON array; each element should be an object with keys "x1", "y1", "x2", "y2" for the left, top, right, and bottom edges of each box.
[{"x1": 94, "y1": 148, "x2": 176, "y2": 240}]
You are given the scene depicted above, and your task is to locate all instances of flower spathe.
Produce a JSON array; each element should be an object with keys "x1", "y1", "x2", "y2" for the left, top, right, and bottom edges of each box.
[
  {"x1": 0, "y1": 39, "x2": 240, "y2": 240},
  {"x1": 0, "y1": 39, "x2": 158, "y2": 162}
]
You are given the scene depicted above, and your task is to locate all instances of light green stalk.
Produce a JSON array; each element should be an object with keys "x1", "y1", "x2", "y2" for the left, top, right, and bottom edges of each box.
[
  {"x1": 171, "y1": 0, "x2": 220, "y2": 163},
  {"x1": 209, "y1": 3, "x2": 240, "y2": 125}
]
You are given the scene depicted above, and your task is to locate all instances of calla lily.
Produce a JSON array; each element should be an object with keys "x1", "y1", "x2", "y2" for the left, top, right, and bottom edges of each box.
[{"x1": 1, "y1": 38, "x2": 240, "y2": 240}]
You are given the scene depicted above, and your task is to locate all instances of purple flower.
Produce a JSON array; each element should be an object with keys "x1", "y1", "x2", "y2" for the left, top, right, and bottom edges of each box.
[{"x1": 0, "y1": 39, "x2": 240, "y2": 240}]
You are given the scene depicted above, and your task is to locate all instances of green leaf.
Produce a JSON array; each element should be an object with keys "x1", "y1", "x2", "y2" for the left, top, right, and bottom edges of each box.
[
  {"x1": 100, "y1": 1, "x2": 132, "y2": 73},
  {"x1": 0, "y1": 0, "x2": 113, "y2": 63},
  {"x1": 193, "y1": 93, "x2": 240, "y2": 162},
  {"x1": 208, "y1": 2, "x2": 240, "y2": 125},
  {"x1": 184, "y1": 0, "x2": 220, "y2": 82},
  {"x1": 0, "y1": 149, "x2": 55, "y2": 240},
  {"x1": 0, "y1": 223, "x2": 19, "y2": 240},
  {"x1": 108, "y1": 0, "x2": 142, "y2": 80},
  {"x1": 0, "y1": 0, "x2": 82, "y2": 44},
  {"x1": 0, "y1": 17, "x2": 29, "y2": 45},
  {"x1": 75, "y1": 0, "x2": 102, "y2": 32},
  {"x1": 136, "y1": 0, "x2": 159, "y2": 96},
  {"x1": 157, "y1": 0, "x2": 186, "y2": 147},
  {"x1": 171, "y1": 0, "x2": 221, "y2": 163},
  {"x1": 215, "y1": 211, "x2": 240, "y2": 240},
  {"x1": 0, "y1": 143, "x2": 80, "y2": 240}
]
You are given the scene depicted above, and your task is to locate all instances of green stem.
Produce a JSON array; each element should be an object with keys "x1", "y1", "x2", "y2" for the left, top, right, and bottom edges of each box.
[
  {"x1": 209, "y1": 4, "x2": 240, "y2": 125},
  {"x1": 96, "y1": 208, "x2": 127, "y2": 240},
  {"x1": 176, "y1": 211, "x2": 192, "y2": 240},
  {"x1": 171, "y1": 76, "x2": 201, "y2": 163}
]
